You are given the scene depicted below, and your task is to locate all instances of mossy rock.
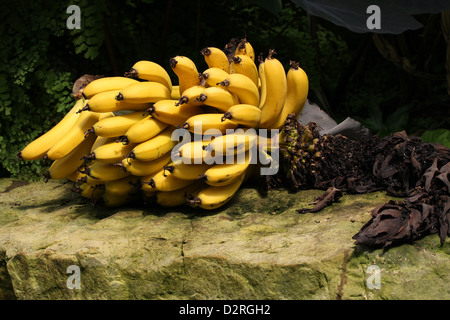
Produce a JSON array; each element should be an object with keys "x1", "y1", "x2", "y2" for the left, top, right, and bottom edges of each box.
[{"x1": 0, "y1": 178, "x2": 448, "y2": 300}]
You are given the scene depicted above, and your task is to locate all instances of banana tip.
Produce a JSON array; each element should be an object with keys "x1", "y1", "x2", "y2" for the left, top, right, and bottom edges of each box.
[
  {"x1": 200, "y1": 48, "x2": 211, "y2": 56},
  {"x1": 169, "y1": 58, "x2": 178, "y2": 68}
]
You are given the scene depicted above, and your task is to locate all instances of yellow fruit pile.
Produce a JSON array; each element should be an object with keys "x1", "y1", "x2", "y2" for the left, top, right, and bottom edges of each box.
[{"x1": 19, "y1": 38, "x2": 309, "y2": 209}]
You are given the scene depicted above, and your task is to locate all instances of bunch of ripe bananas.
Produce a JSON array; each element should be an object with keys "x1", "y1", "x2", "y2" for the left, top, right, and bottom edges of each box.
[{"x1": 18, "y1": 38, "x2": 309, "y2": 209}]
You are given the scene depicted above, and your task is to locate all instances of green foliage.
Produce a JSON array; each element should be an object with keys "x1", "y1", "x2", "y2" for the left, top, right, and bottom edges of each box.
[
  {"x1": 1, "y1": 0, "x2": 447, "y2": 180},
  {"x1": 421, "y1": 129, "x2": 450, "y2": 148}
]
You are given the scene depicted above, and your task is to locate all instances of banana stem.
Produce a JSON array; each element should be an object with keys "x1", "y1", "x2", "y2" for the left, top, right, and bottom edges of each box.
[
  {"x1": 115, "y1": 93, "x2": 124, "y2": 101},
  {"x1": 221, "y1": 112, "x2": 231, "y2": 122}
]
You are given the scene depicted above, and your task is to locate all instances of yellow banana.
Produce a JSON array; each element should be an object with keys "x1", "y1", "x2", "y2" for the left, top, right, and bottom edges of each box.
[
  {"x1": 74, "y1": 182, "x2": 105, "y2": 201},
  {"x1": 104, "y1": 175, "x2": 141, "y2": 196},
  {"x1": 186, "y1": 171, "x2": 245, "y2": 210},
  {"x1": 116, "y1": 81, "x2": 171, "y2": 104},
  {"x1": 200, "y1": 47, "x2": 230, "y2": 73},
  {"x1": 84, "y1": 161, "x2": 130, "y2": 181},
  {"x1": 156, "y1": 180, "x2": 205, "y2": 207},
  {"x1": 230, "y1": 54, "x2": 258, "y2": 87},
  {"x1": 257, "y1": 59, "x2": 267, "y2": 109},
  {"x1": 82, "y1": 77, "x2": 138, "y2": 99},
  {"x1": 270, "y1": 61, "x2": 309, "y2": 129},
  {"x1": 19, "y1": 98, "x2": 85, "y2": 160},
  {"x1": 141, "y1": 167, "x2": 194, "y2": 192},
  {"x1": 205, "y1": 129, "x2": 258, "y2": 156},
  {"x1": 198, "y1": 67, "x2": 229, "y2": 88},
  {"x1": 199, "y1": 152, "x2": 251, "y2": 187},
  {"x1": 182, "y1": 113, "x2": 239, "y2": 134},
  {"x1": 126, "y1": 60, "x2": 172, "y2": 91},
  {"x1": 91, "y1": 136, "x2": 116, "y2": 153},
  {"x1": 102, "y1": 192, "x2": 134, "y2": 207},
  {"x1": 217, "y1": 73, "x2": 259, "y2": 107},
  {"x1": 148, "y1": 99, "x2": 204, "y2": 126},
  {"x1": 82, "y1": 89, "x2": 149, "y2": 112},
  {"x1": 88, "y1": 141, "x2": 136, "y2": 163},
  {"x1": 169, "y1": 56, "x2": 201, "y2": 96},
  {"x1": 46, "y1": 133, "x2": 96, "y2": 180},
  {"x1": 176, "y1": 85, "x2": 206, "y2": 106},
  {"x1": 122, "y1": 116, "x2": 168, "y2": 144},
  {"x1": 194, "y1": 86, "x2": 239, "y2": 113},
  {"x1": 235, "y1": 38, "x2": 255, "y2": 62},
  {"x1": 221, "y1": 104, "x2": 262, "y2": 128},
  {"x1": 76, "y1": 171, "x2": 104, "y2": 186},
  {"x1": 164, "y1": 162, "x2": 211, "y2": 180},
  {"x1": 87, "y1": 111, "x2": 147, "y2": 137},
  {"x1": 128, "y1": 126, "x2": 176, "y2": 161},
  {"x1": 258, "y1": 50, "x2": 287, "y2": 129},
  {"x1": 171, "y1": 85, "x2": 181, "y2": 100},
  {"x1": 116, "y1": 152, "x2": 171, "y2": 176},
  {"x1": 174, "y1": 139, "x2": 213, "y2": 164},
  {"x1": 46, "y1": 110, "x2": 101, "y2": 160}
]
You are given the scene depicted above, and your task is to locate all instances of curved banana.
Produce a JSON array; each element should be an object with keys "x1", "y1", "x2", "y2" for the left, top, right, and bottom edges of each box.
[
  {"x1": 186, "y1": 171, "x2": 245, "y2": 210},
  {"x1": 182, "y1": 113, "x2": 239, "y2": 134},
  {"x1": 200, "y1": 152, "x2": 251, "y2": 187},
  {"x1": 104, "y1": 175, "x2": 141, "y2": 196},
  {"x1": 257, "y1": 58, "x2": 267, "y2": 109},
  {"x1": 91, "y1": 136, "x2": 116, "y2": 153},
  {"x1": 221, "y1": 104, "x2": 261, "y2": 128},
  {"x1": 46, "y1": 111, "x2": 101, "y2": 160},
  {"x1": 176, "y1": 85, "x2": 206, "y2": 106},
  {"x1": 258, "y1": 50, "x2": 287, "y2": 129},
  {"x1": 87, "y1": 111, "x2": 147, "y2": 137},
  {"x1": 235, "y1": 38, "x2": 255, "y2": 62},
  {"x1": 19, "y1": 98, "x2": 85, "y2": 160},
  {"x1": 127, "y1": 126, "x2": 176, "y2": 161},
  {"x1": 141, "y1": 167, "x2": 194, "y2": 192},
  {"x1": 198, "y1": 67, "x2": 229, "y2": 88},
  {"x1": 169, "y1": 56, "x2": 201, "y2": 96},
  {"x1": 156, "y1": 180, "x2": 205, "y2": 207},
  {"x1": 89, "y1": 141, "x2": 136, "y2": 163},
  {"x1": 74, "y1": 182, "x2": 105, "y2": 201},
  {"x1": 82, "y1": 89, "x2": 149, "y2": 113},
  {"x1": 122, "y1": 116, "x2": 168, "y2": 144},
  {"x1": 148, "y1": 99, "x2": 204, "y2": 126},
  {"x1": 84, "y1": 161, "x2": 130, "y2": 181},
  {"x1": 195, "y1": 86, "x2": 239, "y2": 113},
  {"x1": 230, "y1": 55, "x2": 258, "y2": 87},
  {"x1": 205, "y1": 129, "x2": 258, "y2": 156},
  {"x1": 200, "y1": 47, "x2": 230, "y2": 73},
  {"x1": 76, "y1": 171, "x2": 104, "y2": 186},
  {"x1": 171, "y1": 85, "x2": 181, "y2": 100},
  {"x1": 164, "y1": 162, "x2": 211, "y2": 180},
  {"x1": 82, "y1": 77, "x2": 138, "y2": 99},
  {"x1": 116, "y1": 81, "x2": 171, "y2": 104},
  {"x1": 270, "y1": 61, "x2": 309, "y2": 129},
  {"x1": 126, "y1": 60, "x2": 172, "y2": 91},
  {"x1": 174, "y1": 139, "x2": 213, "y2": 164},
  {"x1": 102, "y1": 192, "x2": 134, "y2": 207},
  {"x1": 217, "y1": 73, "x2": 259, "y2": 107},
  {"x1": 46, "y1": 133, "x2": 96, "y2": 180},
  {"x1": 116, "y1": 152, "x2": 171, "y2": 176}
]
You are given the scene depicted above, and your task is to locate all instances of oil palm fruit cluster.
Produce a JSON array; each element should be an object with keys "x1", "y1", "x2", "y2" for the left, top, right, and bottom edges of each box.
[{"x1": 19, "y1": 37, "x2": 309, "y2": 210}]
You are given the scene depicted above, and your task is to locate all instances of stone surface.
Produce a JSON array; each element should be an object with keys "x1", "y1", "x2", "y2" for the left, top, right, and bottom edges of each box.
[{"x1": 0, "y1": 177, "x2": 449, "y2": 300}]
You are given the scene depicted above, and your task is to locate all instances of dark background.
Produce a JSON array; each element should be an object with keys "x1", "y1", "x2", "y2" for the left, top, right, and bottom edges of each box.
[{"x1": 1, "y1": 0, "x2": 449, "y2": 179}]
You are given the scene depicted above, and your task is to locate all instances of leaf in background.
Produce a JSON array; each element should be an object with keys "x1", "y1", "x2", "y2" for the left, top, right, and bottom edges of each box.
[
  {"x1": 421, "y1": 129, "x2": 450, "y2": 148},
  {"x1": 249, "y1": 0, "x2": 282, "y2": 18},
  {"x1": 290, "y1": 0, "x2": 450, "y2": 34}
]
